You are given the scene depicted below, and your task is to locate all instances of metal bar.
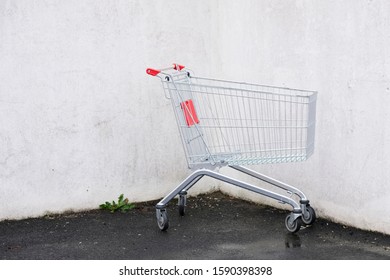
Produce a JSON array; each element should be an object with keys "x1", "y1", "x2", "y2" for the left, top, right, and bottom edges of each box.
[
  {"x1": 228, "y1": 165, "x2": 307, "y2": 201},
  {"x1": 156, "y1": 172, "x2": 205, "y2": 208},
  {"x1": 156, "y1": 168, "x2": 301, "y2": 212},
  {"x1": 182, "y1": 175, "x2": 202, "y2": 193},
  {"x1": 186, "y1": 76, "x2": 317, "y2": 95}
]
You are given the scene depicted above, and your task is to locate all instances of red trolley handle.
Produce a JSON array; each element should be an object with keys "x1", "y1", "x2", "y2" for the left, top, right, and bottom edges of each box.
[{"x1": 146, "y1": 63, "x2": 185, "y2": 76}]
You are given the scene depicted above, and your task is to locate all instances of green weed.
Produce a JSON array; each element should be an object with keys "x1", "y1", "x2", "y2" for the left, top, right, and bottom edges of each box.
[{"x1": 99, "y1": 194, "x2": 135, "y2": 213}]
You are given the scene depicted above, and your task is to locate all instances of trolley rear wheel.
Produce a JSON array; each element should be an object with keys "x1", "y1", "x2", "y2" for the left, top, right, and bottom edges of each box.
[
  {"x1": 285, "y1": 214, "x2": 302, "y2": 233},
  {"x1": 157, "y1": 210, "x2": 169, "y2": 231},
  {"x1": 302, "y1": 205, "x2": 316, "y2": 225}
]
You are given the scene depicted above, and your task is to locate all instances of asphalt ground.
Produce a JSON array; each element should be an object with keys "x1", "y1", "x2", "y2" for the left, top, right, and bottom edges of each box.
[{"x1": 1, "y1": 191, "x2": 390, "y2": 260}]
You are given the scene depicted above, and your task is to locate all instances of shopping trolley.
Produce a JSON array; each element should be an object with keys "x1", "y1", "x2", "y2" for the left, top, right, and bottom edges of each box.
[{"x1": 146, "y1": 64, "x2": 317, "y2": 233}]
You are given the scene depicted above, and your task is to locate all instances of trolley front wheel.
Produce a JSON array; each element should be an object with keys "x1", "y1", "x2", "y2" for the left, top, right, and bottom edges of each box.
[
  {"x1": 285, "y1": 214, "x2": 302, "y2": 233},
  {"x1": 302, "y1": 205, "x2": 316, "y2": 225},
  {"x1": 157, "y1": 209, "x2": 169, "y2": 231}
]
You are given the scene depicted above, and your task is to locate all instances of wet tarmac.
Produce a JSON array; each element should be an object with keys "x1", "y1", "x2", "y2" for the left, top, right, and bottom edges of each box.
[{"x1": 1, "y1": 191, "x2": 390, "y2": 260}]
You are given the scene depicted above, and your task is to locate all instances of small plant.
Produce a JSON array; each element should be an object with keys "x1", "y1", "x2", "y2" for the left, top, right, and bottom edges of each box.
[{"x1": 99, "y1": 194, "x2": 135, "y2": 213}]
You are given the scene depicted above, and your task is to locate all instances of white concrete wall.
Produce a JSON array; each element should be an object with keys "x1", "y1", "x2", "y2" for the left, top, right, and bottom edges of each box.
[
  {"x1": 1, "y1": 0, "x2": 390, "y2": 234},
  {"x1": 0, "y1": 0, "x2": 218, "y2": 219},
  {"x1": 215, "y1": 0, "x2": 390, "y2": 234}
]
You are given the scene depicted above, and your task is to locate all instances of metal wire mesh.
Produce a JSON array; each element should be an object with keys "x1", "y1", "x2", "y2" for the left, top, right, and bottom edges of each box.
[{"x1": 163, "y1": 74, "x2": 317, "y2": 168}]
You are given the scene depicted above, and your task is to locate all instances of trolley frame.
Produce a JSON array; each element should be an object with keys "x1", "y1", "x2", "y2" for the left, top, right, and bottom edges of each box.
[{"x1": 146, "y1": 64, "x2": 317, "y2": 233}]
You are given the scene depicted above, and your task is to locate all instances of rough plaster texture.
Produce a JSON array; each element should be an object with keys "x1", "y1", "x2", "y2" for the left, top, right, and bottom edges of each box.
[
  {"x1": 0, "y1": 0, "x2": 217, "y2": 219},
  {"x1": 1, "y1": 0, "x2": 390, "y2": 234},
  {"x1": 216, "y1": 0, "x2": 390, "y2": 234}
]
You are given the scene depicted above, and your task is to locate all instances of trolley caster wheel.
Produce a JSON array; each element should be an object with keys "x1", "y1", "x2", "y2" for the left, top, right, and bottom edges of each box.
[
  {"x1": 302, "y1": 205, "x2": 316, "y2": 225},
  {"x1": 285, "y1": 214, "x2": 302, "y2": 233},
  {"x1": 156, "y1": 209, "x2": 169, "y2": 231},
  {"x1": 178, "y1": 194, "x2": 186, "y2": 216}
]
